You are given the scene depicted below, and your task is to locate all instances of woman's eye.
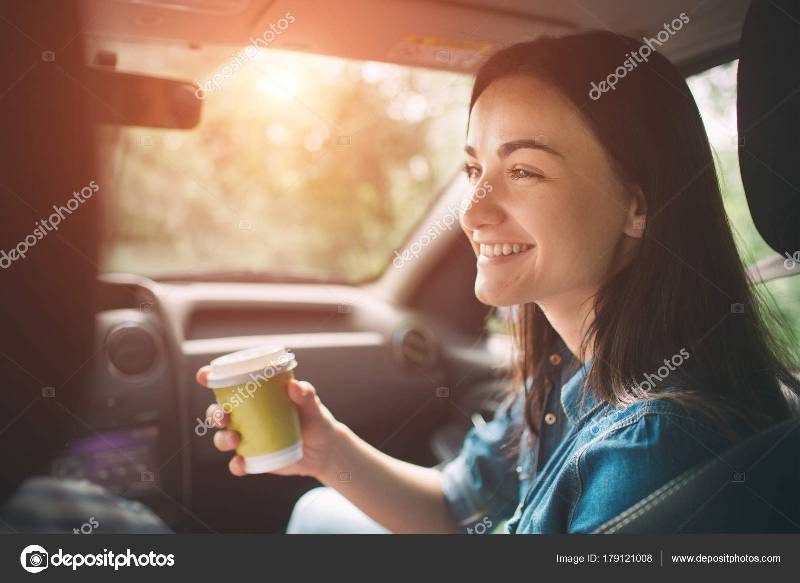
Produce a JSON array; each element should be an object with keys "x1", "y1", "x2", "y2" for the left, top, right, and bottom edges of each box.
[
  {"x1": 463, "y1": 163, "x2": 481, "y2": 182},
  {"x1": 506, "y1": 167, "x2": 543, "y2": 181}
]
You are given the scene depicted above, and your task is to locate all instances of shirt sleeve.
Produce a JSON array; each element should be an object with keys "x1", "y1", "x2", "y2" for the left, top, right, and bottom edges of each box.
[
  {"x1": 567, "y1": 410, "x2": 732, "y2": 533},
  {"x1": 440, "y1": 391, "x2": 523, "y2": 529}
]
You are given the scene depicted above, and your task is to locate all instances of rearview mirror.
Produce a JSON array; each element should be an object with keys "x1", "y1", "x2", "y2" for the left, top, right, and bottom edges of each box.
[{"x1": 88, "y1": 67, "x2": 202, "y2": 129}]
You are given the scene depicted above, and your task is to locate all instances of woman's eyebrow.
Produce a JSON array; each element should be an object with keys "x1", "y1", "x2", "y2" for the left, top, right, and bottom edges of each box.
[
  {"x1": 463, "y1": 140, "x2": 563, "y2": 159},
  {"x1": 497, "y1": 139, "x2": 563, "y2": 159}
]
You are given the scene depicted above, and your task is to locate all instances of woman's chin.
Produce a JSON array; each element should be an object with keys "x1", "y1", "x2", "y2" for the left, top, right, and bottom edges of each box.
[{"x1": 474, "y1": 285, "x2": 525, "y2": 308}]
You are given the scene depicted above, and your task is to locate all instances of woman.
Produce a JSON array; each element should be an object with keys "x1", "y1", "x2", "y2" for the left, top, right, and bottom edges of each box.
[{"x1": 197, "y1": 31, "x2": 799, "y2": 533}]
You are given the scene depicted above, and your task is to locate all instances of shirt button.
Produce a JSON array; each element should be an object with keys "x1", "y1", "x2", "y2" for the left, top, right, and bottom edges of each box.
[
  {"x1": 544, "y1": 412, "x2": 557, "y2": 425},
  {"x1": 548, "y1": 353, "x2": 562, "y2": 366}
]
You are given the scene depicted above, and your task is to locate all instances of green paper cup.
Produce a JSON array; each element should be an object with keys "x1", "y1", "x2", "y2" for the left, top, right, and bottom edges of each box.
[{"x1": 206, "y1": 345, "x2": 303, "y2": 474}]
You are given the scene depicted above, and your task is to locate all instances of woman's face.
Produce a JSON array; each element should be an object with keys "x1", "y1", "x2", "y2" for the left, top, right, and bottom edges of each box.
[{"x1": 461, "y1": 75, "x2": 645, "y2": 308}]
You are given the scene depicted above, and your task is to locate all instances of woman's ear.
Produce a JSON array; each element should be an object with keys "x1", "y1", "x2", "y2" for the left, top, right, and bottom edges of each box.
[{"x1": 623, "y1": 185, "x2": 647, "y2": 239}]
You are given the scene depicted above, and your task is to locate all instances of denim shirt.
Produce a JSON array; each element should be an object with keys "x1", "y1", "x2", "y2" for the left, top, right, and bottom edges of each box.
[{"x1": 440, "y1": 354, "x2": 738, "y2": 533}]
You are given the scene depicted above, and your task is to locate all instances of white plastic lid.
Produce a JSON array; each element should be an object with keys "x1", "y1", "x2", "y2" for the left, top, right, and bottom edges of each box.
[{"x1": 206, "y1": 345, "x2": 296, "y2": 388}]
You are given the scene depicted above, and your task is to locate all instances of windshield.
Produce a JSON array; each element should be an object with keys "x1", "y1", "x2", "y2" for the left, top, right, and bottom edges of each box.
[{"x1": 98, "y1": 43, "x2": 473, "y2": 283}]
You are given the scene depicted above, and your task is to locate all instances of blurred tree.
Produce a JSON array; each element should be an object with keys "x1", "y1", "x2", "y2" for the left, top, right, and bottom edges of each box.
[{"x1": 99, "y1": 48, "x2": 472, "y2": 282}]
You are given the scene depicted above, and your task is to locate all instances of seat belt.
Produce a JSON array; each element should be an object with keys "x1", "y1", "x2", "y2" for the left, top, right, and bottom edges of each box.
[{"x1": 746, "y1": 252, "x2": 800, "y2": 284}]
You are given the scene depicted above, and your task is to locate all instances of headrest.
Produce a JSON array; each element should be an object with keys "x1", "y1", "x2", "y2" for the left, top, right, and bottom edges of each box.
[{"x1": 737, "y1": 0, "x2": 800, "y2": 256}]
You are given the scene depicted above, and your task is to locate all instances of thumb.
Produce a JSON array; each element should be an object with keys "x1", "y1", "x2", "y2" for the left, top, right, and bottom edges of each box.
[
  {"x1": 196, "y1": 365, "x2": 212, "y2": 387},
  {"x1": 287, "y1": 380, "x2": 323, "y2": 416}
]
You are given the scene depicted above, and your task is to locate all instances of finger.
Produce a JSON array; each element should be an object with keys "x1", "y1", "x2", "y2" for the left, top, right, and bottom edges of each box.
[
  {"x1": 213, "y1": 429, "x2": 240, "y2": 452},
  {"x1": 205, "y1": 404, "x2": 229, "y2": 428},
  {"x1": 196, "y1": 366, "x2": 212, "y2": 387},
  {"x1": 228, "y1": 455, "x2": 246, "y2": 477},
  {"x1": 287, "y1": 379, "x2": 317, "y2": 407},
  {"x1": 287, "y1": 380, "x2": 325, "y2": 427}
]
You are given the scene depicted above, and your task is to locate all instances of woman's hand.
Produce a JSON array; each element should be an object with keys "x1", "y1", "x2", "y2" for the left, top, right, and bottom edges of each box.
[{"x1": 196, "y1": 366, "x2": 344, "y2": 479}]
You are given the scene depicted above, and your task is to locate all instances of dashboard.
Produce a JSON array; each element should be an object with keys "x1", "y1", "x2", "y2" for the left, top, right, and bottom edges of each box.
[{"x1": 56, "y1": 273, "x2": 506, "y2": 532}]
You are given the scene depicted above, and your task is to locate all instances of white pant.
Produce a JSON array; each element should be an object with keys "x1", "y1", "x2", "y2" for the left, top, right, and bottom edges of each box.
[{"x1": 285, "y1": 487, "x2": 392, "y2": 534}]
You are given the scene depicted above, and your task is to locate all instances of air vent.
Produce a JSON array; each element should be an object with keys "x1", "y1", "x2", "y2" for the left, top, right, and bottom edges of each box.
[
  {"x1": 392, "y1": 325, "x2": 439, "y2": 369},
  {"x1": 106, "y1": 323, "x2": 159, "y2": 377}
]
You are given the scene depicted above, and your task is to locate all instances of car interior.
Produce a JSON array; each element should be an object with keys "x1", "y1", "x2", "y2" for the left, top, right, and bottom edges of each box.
[{"x1": 1, "y1": 0, "x2": 798, "y2": 534}]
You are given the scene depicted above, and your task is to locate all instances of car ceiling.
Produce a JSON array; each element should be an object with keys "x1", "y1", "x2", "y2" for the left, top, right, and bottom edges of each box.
[{"x1": 81, "y1": 0, "x2": 749, "y2": 73}]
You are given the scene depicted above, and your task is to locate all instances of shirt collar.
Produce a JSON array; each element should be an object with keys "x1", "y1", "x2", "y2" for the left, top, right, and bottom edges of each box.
[{"x1": 559, "y1": 357, "x2": 599, "y2": 425}]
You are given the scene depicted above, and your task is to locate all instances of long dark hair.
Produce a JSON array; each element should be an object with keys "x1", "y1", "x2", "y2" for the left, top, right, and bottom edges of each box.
[{"x1": 468, "y1": 32, "x2": 800, "y2": 447}]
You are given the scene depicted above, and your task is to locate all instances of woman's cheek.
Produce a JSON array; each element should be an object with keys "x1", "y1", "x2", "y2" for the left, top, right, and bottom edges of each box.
[{"x1": 537, "y1": 216, "x2": 593, "y2": 290}]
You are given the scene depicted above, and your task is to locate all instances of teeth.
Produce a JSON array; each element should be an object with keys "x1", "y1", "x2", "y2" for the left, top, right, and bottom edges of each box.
[{"x1": 479, "y1": 243, "x2": 532, "y2": 258}]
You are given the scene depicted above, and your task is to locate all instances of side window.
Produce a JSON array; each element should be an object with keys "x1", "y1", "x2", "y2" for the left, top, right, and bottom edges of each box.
[
  {"x1": 688, "y1": 61, "x2": 800, "y2": 356},
  {"x1": 485, "y1": 306, "x2": 513, "y2": 370}
]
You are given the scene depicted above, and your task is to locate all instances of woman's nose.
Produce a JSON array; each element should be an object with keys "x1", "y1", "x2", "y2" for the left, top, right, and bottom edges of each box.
[{"x1": 459, "y1": 179, "x2": 502, "y2": 231}]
